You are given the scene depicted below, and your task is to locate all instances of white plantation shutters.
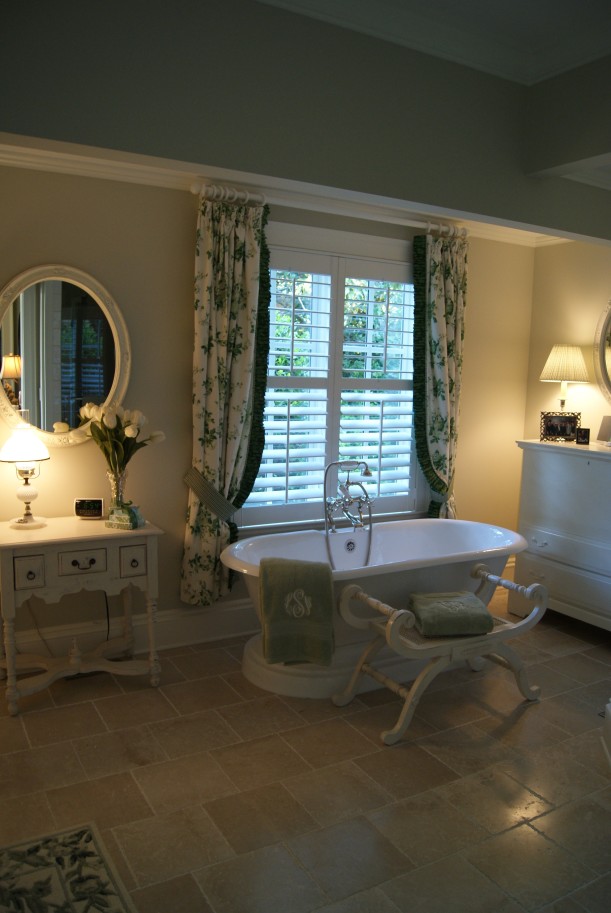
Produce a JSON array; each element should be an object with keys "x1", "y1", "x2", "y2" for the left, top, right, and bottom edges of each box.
[{"x1": 243, "y1": 236, "x2": 421, "y2": 525}]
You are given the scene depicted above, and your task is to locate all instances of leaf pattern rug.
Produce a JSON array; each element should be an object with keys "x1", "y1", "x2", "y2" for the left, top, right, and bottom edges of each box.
[{"x1": 0, "y1": 825, "x2": 135, "y2": 912}]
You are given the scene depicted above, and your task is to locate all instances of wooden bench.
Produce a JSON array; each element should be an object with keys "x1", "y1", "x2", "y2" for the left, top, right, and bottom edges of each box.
[{"x1": 332, "y1": 563, "x2": 548, "y2": 745}]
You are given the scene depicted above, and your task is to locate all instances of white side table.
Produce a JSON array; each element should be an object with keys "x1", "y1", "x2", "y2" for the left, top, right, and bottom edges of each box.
[{"x1": 0, "y1": 516, "x2": 163, "y2": 715}]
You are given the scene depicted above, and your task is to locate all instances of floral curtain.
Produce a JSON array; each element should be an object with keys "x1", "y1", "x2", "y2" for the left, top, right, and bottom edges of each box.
[
  {"x1": 181, "y1": 199, "x2": 270, "y2": 605},
  {"x1": 413, "y1": 232, "x2": 468, "y2": 518}
]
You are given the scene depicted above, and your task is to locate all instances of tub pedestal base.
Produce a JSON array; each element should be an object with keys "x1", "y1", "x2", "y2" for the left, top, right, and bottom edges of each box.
[{"x1": 241, "y1": 634, "x2": 427, "y2": 699}]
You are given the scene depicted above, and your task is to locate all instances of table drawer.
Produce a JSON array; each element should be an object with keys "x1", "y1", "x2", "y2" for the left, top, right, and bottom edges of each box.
[
  {"x1": 58, "y1": 548, "x2": 107, "y2": 576},
  {"x1": 14, "y1": 555, "x2": 45, "y2": 590},
  {"x1": 120, "y1": 545, "x2": 147, "y2": 578}
]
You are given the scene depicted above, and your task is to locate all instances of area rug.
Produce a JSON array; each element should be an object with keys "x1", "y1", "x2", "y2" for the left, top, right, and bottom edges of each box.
[{"x1": 0, "y1": 825, "x2": 136, "y2": 912}]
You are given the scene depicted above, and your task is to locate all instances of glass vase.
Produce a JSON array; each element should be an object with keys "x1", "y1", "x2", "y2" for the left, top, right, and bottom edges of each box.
[{"x1": 107, "y1": 469, "x2": 128, "y2": 508}]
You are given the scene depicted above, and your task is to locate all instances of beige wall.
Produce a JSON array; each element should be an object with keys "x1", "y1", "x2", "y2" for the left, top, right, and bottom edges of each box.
[
  {"x1": 1, "y1": 163, "x2": 609, "y2": 644},
  {"x1": 454, "y1": 238, "x2": 535, "y2": 529},
  {"x1": 525, "y1": 241, "x2": 611, "y2": 439}
]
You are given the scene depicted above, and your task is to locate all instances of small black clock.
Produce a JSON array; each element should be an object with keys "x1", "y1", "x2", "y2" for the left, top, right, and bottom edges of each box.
[{"x1": 74, "y1": 498, "x2": 104, "y2": 519}]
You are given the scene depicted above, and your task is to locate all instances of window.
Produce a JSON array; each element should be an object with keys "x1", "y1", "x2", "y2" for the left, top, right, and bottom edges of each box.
[{"x1": 242, "y1": 225, "x2": 424, "y2": 526}]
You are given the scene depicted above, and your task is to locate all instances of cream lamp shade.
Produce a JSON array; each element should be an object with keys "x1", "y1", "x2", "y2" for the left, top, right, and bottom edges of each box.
[
  {"x1": 0, "y1": 422, "x2": 50, "y2": 529},
  {"x1": 0, "y1": 353, "x2": 22, "y2": 381},
  {"x1": 540, "y1": 344, "x2": 589, "y2": 408}
]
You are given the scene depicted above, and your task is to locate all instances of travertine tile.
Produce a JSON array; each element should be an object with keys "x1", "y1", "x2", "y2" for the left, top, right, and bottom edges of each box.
[
  {"x1": 94, "y1": 688, "x2": 178, "y2": 729},
  {"x1": 169, "y1": 647, "x2": 241, "y2": 680},
  {"x1": 284, "y1": 760, "x2": 392, "y2": 826},
  {"x1": 381, "y1": 854, "x2": 524, "y2": 913},
  {"x1": 355, "y1": 742, "x2": 458, "y2": 799},
  {"x1": 131, "y1": 874, "x2": 214, "y2": 913},
  {"x1": 211, "y1": 734, "x2": 311, "y2": 791},
  {"x1": 114, "y1": 806, "x2": 233, "y2": 888},
  {"x1": 465, "y1": 823, "x2": 594, "y2": 910},
  {"x1": 2, "y1": 616, "x2": 608, "y2": 913},
  {"x1": 531, "y1": 793, "x2": 611, "y2": 874},
  {"x1": 0, "y1": 743, "x2": 86, "y2": 799},
  {"x1": 22, "y1": 701, "x2": 107, "y2": 747},
  {"x1": 204, "y1": 782, "x2": 317, "y2": 853},
  {"x1": 148, "y1": 709, "x2": 240, "y2": 757},
  {"x1": 72, "y1": 724, "x2": 168, "y2": 777},
  {"x1": 314, "y1": 887, "x2": 406, "y2": 913},
  {"x1": 543, "y1": 653, "x2": 611, "y2": 685},
  {"x1": 47, "y1": 771, "x2": 153, "y2": 830},
  {"x1": 500, "y1": 742, "x2": 609, "y2": 805},
  {"x1": 436, "y1": 767, "x2": 551, "y2": 834},
  {"x1": 418, "y1": 722, "x2": 521, "y2": 777},
  {"x1": 368, "y1": 790, "x2": 488, "y2": 863},
  {"x1": 132, "y1": 750, "x2": 237, "y2": 814},
  {"x1": 288, "y1": 816, "x2": 412, "y2": 901},
  {"x1": 344, "y1": 702, "x2": 436, "y2": 746},
  {"x1": 217, "y1": 694, "x2": 304, "y2": 739},
  {"x1": 194, "y1": 843, "x2": 326, "y2": 913},
  {"x1": 0, "y1": 792, "x2": 56, "y2": 845},
  {"x1": 281, "y1": 717, "x2": 377, "y2": 768},
  {"x1": 0, "y1": 714, "x2": 29, "y2": 754},
  {"x1": 160, "y1": 675, "x2": 244, "y2": 715}
]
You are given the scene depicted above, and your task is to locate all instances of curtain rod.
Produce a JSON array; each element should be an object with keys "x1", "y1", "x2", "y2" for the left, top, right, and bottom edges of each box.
[
  {"x1": 426, "y1": 221, "x2": 468, "y2": 238},
  {"x1": 190, "y1": 181, "x2": 266, "y2": 206}
]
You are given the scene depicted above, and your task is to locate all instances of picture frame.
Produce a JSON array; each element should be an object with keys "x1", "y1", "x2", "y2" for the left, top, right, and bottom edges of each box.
[
  {"x1": 540, "y1": 411, "x2": 581, "y2": 442},
  {"x1": 576, "y1": 427, "x2": 590, "y2": 445}
]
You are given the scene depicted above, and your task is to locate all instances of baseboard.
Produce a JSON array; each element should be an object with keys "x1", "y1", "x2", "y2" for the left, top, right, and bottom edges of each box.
[{"x1": 13, "y1": 597, "x2": 259, "y2": 659}]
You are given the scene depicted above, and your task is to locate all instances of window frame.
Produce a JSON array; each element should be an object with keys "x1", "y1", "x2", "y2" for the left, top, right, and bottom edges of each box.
[{"x1": 236, "y1": 221, "x2": 428, "y2": 531}]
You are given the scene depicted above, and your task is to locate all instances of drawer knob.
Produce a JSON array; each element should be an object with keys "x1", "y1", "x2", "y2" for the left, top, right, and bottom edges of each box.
[
  {"x1": 130, "y1": 558, "x2": 139, "y2": 568},
  {"x1": 71, "y1": 557, "x2": 96, "y2": 570},
  {"x1": 26, "y1": 570, "x2": 36, "y2": 581},
  {"x1": 531, "y1": 537, "x2": 548, "y2": 548}
]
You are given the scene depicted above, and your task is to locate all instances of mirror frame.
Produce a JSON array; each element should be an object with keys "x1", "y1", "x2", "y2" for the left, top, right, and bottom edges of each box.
[
  {"x1": 594, "y1": 300, "x2": 611, "y2": 407},
  {"x1": 0, "y1": 264, "x2": 131, "y2": 446}
]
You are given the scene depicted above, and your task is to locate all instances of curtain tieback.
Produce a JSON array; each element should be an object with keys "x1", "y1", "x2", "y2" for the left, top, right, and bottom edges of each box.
[{"x1": 184, "y1": 467, "x2": 237, "y2": 521}]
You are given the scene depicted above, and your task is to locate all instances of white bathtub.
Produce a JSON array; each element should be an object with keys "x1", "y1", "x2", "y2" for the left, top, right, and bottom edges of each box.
[{"x1": 221, "y1": 519, "x2": 527, "y2": 698}]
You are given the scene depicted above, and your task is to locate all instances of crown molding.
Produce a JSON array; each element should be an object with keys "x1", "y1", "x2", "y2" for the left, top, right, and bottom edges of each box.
[{"x1": 0, "y1": 132, "x2": 566, "y2": 248}]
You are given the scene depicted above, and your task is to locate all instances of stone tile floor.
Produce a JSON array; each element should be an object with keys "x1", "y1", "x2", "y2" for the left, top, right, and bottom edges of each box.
[{"x1": 1, "y1": 592, "x2": 610, "y2": 912}]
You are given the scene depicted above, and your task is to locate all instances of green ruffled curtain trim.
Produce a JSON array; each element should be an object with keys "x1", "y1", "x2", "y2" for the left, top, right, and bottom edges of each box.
[
  {"x1": 229, "y1": 204, "x2": 270, "y2": 542},
  {"x1": 413, "y1": 235, "x2": 445, "y2": 517}
]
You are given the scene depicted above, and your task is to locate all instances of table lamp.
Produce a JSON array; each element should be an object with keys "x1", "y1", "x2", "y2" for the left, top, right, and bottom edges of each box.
[
  {"x1": 0, "y1": 417, "x2": 50, "y2": 529},
  {"x1": 539, "y1": 345, "x2": 589, "y2": 409}
]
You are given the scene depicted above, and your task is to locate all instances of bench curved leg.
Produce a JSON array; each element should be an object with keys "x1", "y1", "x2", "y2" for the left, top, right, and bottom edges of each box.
[
  {"x1": 332, "y1": 635, "x2": 386, "y2": 707},
  {"x1": 487, "y1": 643, "x2": 540, "y2": 701},
  {"x1": 381, "y1": 655, "x2": 453, "y2": 745}
]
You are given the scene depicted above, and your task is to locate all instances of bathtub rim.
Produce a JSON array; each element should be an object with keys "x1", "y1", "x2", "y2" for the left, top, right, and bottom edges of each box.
[{"x1": 221, "y1": 517, "x2": 528, "y2": 581}]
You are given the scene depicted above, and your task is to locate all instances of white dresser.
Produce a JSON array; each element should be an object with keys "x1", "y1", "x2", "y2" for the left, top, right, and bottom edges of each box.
[
  {"x1": 0, "y1": 517, "x2": 163, "y2": 714},
  {"x1": 509, "y1": 440, "x2": 611, "y2": 631}
]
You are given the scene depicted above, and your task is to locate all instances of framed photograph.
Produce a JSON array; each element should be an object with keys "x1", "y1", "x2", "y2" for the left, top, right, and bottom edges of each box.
[
  {"x1": 540, "y1": 412, "x2": 581, "y2": 442},
  {"x1": 576, "y1": 427, "x2": 590, "y2": 445}
]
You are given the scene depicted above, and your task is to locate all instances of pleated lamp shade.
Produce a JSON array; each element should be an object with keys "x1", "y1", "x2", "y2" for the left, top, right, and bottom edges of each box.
[{"x1": 540, "y1": 345, "x2": 589, "y2": 407}]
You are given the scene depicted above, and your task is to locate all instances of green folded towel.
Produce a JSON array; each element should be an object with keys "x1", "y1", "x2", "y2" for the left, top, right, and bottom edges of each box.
[
  {"x1": 408, "y1": 590, "x2": 494, "y2": 637},
  {"x1": 259, "y1": 557, "x2": 335, "y2": 665}
]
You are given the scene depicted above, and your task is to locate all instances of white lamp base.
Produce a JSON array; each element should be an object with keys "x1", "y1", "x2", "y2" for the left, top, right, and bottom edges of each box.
[{"x1": 9, "y1": 515, "x2": 47, "y2": 530}]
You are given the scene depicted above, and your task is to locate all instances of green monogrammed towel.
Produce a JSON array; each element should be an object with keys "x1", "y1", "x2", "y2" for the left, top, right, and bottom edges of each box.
[
  {"x1": 409, "y1": 590, "x2": 494, "y2": 637},
  {"x1": 259, "y1": 558, "x2": 334, "y2": 665}
]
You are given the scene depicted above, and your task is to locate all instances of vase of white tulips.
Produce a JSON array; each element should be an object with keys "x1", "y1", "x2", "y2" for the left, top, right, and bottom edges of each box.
[{"x1": 73, "y1": 403, "x2": 165, "y2": 529}]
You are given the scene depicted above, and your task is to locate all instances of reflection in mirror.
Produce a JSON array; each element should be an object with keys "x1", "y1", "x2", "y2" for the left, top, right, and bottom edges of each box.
[
  {"x1": 1, "y1": 281, "x2": 115, "y2": 430},
  {"x1": 594, "y1": 301, "x2": 611, "y2": 407},
  {"x1": 0, "y1": 266, "x2": 130, "y2": 446}
]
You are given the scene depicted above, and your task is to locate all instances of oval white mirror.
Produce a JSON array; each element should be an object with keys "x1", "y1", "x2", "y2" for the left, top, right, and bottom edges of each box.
[
  {"x1": 594, "y1": 301, "x2": 611, "y2": 407},
  {"x1": 0, "y1": 265, "x2": 131, "y2": 446}
]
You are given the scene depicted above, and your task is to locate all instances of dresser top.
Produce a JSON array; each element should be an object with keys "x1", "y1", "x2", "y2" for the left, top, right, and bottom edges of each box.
[
  {"x1": 0, "y1": 516, "x2": 163, "y2": 549},
  {"x1": 517, "y1": 439, "x2": 611, "y2": 461}
]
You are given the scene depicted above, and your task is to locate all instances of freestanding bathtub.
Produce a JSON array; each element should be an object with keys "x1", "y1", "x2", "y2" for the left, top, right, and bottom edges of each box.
[{"x1": 221, "y1": 519, "x2": 528, "y2": 698}]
